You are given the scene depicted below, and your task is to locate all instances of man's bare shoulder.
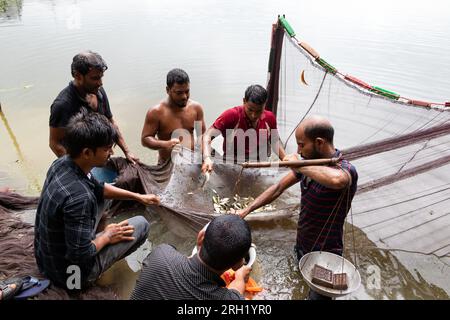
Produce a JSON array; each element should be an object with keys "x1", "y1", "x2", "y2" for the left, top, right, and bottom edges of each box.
[
  {"x1": 188, "y1": 99, "x2": 204, "y2": 111},
  {"x1": 146, "y1": 101, "x2": 167, "y2": 117},
  {"x1": 189, "y1": 100, "x2": 203, "y2": 109}
]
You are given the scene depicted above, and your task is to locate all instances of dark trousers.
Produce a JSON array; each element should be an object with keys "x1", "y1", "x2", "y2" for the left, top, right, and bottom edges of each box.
[{"x1": 87, "y1": 216, "x2": 150, "y2": 283}]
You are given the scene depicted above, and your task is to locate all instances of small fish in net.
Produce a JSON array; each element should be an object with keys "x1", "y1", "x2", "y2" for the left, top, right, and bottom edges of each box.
[{"x1": 211, "y1": 189, "x2": 275, "y2": 214}]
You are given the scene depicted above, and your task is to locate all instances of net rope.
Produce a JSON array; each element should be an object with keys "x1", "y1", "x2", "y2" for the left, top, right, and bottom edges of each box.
[{"x1": 277, "y1": 30, "x2": 450, "y2": 258}]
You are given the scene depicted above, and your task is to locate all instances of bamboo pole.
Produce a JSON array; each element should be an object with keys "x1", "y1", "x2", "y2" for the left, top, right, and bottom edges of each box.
[
  {"x1": 0, "y1": 101, "x2": 41, "y2": 192},
  {"x1": 241, "y1": 158, "x2": 338, "y2": 168}
]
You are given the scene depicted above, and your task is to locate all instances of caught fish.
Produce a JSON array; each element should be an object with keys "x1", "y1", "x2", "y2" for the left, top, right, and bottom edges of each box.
[
  {"x1": 300, "y1": 70, "x2": 308, "y2": 86},
  {"x1": 212, "y1": 192, "x2": 276, "y2": 214},
  {"x1": 201, "y1": 172, "x2": 210, "y2": 189}
]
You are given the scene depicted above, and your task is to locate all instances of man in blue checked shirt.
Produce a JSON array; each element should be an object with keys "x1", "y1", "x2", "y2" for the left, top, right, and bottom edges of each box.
[{"x1": 35, "y1": 111, "x2": 160, "y2": 290}]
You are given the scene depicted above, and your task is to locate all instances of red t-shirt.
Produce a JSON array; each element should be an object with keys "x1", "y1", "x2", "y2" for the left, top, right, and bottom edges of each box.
[{"x1": 212, "y1": 105, "x2": 278, "y2": 160}]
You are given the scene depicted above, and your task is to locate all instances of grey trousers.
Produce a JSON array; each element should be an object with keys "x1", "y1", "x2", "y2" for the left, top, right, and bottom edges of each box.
[{"x1": 87, "y1": 215, "x2": 150, "y2": 283}]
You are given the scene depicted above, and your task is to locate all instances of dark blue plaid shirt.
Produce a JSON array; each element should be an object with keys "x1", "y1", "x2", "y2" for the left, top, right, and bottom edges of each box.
[{"x1": 34, "y1": 156, "x2": 104, "y2": 288}]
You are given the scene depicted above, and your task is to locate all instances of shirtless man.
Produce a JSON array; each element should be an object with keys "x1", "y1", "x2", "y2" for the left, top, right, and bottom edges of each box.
[{"x1": 141, "y1": 69, "x2": 206, "y2": 163}]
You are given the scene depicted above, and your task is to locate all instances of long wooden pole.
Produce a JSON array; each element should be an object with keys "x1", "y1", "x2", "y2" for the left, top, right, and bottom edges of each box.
[
  {"x1": 0, "y1": 102, "x2": 41, "y2": 192},
  {"x1": 241, "y1": 158, "x2": 338, "y2": 168}
]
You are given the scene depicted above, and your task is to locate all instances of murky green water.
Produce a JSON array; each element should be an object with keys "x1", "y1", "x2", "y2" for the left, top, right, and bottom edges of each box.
[
  {"x1": 1, "y1": 0, "x2": 449, "y2": 299},
  {"x1": 99, "y1": 210, "x2": 449, "y2": 300}
]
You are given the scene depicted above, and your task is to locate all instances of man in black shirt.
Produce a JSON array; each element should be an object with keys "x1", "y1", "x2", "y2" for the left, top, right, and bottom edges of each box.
[
  {"x1": 130, "y1": 215, "x2": 252, "y2": 300},
  {"x1": 49, "y1": 50, "x2": 139, "y2": 164},
  {"x1": 35, "y1": 112, "x2": 160, "y2": 289}
]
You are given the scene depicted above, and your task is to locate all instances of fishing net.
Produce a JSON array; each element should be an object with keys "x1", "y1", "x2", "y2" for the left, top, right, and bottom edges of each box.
[
  {"x1": 106, "y1": 148, "x2": 299, "y2": 232},
  {"x1": 271, "y1": 18, "x2": 450, "y2": 258},
  {"x1": 0, "y1": 191, "x2": 118, "y2": 299},
  {"x1": 107, "y1": 17, "x2": 449, "y2": 259}
]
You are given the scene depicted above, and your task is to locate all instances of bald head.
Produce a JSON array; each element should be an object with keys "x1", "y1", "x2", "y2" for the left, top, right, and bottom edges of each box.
[
  {"x1": 296, "y1": 115, "x2": 334, "y2": 144},
  {"x1": 71, "y1": 50, "x2": 108, "y2": 77}
]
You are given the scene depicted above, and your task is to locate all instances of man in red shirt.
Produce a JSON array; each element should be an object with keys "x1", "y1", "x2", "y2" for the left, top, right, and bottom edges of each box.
[{"x1": 202, "y1": 85, "x2": 286, "y2": 173}]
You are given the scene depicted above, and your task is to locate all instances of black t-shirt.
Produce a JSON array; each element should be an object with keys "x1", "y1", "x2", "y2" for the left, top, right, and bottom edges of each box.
[{"x1": 49, "y1": 81, "x2": 113, "y2": 128}]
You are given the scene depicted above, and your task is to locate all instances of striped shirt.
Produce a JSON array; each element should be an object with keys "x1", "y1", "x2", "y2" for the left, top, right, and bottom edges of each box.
[
  {"x1": 130, "y1": 244, "x2": 244, "y2": 300},
  {"x1": 34, "y1": 155, "x2": 104, "y2": 288},
  {"x1": 294, "y1": 150, "x2": 358, "y2": 255}
]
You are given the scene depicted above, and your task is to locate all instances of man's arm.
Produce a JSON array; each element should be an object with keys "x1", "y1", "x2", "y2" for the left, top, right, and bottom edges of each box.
[
  {"x1": 49, "y1": 127, "x2": 67, "y2": 157},
  {"x1": 227, "y1": 265, "x2": 252, "y2": 296},
  {"x1": 195, "y1": 103, "x2": 207, "y2": 150},
  {"x1": 271, "y1": 136, "x2": 287, "y2": 160},
  {"x1": 110, "y1": 117, "x2": 139, "y2": 164},
  {"x1": 91, "y1": 184, "x2": 160, "y2": 252},
  {"x1": 103, "y1": 183, "x2": 160, "y2": 205},
  {"x1": 141, "y1": 107, "x2": 179, "y2": 151},
  {"x1": 92, "y1": 220, "x2": 135, "y2": 252},
  {"x1": 202, "y1": 108, "x2": 239, "y2": 173},
  {"x1": 195, "y1": 104, "x2": 206, "y2": 136},
  {"x1": 239, "y1": 170, "x2": 299, "y2": 218},
  {"x1": 268, "y1": 115, "x2": 287, "y2": 160},
  {"x1": 297, "y1": 165, "x2": 351, "y2": 190},
  {"x1": 201, "y1": 127, "x2": 221, "y2": 173}
]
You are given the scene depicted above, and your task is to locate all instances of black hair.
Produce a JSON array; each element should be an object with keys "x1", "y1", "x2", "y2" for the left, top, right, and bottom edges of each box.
[
  {"x1": 199, "y1": 215, "x2": 251, "y2": 271},
  {"x1": 63, "y1": 111, "x2": 118, "y2": 158},
  {"x1": 244, "y1": 84, "x2": 268, "y2": 106},
  {"x1": 71, "y1": 51, "x2": 108, "y2": 77},
  {"x1": 304, "y1": 122, "x2": 334, "y2": 144},
  {"x1": 166, "y1": 68, "x2": 190, "y2": 88}
]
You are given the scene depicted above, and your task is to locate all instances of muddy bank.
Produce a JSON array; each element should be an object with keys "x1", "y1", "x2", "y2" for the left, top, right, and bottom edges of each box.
[
  {"x1": 2, "y1": 190, "x2": 448, "y2": 300},
  {"x1": 0, "y1": 191, "x2": 118, "y2": 300}
]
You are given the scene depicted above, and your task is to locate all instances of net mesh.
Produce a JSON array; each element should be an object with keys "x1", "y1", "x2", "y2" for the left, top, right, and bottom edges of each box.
[
  {"x1": 277, "y1": 32, "x2": 450, "y2": 257},
  {"x1": 0, "y1": 192, "x2": 118, "y2": 299},
  {"x1": 106, "y1": 149, "x2": 299, "y2": 231}
]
